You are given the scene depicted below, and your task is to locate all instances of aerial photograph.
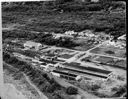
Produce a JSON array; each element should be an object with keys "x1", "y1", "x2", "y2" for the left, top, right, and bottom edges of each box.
[{"x1": 1, "y1": 0, "x2": 126, "y2": 99}]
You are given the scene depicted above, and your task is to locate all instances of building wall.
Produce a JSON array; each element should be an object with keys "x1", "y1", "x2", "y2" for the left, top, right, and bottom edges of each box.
[
  {"x1": 91, "y1": 0, "x2": 99, "y2": 2},
  {"x1": 74, "y1": 0, "x2": 91, "y2": 3}
]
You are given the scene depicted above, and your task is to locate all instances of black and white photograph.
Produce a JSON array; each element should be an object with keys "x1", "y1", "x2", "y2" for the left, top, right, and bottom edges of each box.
[{"x1": 0, "y1": 0, "x2": 126, "y2": 99}]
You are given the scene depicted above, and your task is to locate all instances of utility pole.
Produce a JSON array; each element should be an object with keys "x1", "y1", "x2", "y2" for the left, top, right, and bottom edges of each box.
[{"x1": 0, "y1": 2, "x2": 5, "y2": 99}]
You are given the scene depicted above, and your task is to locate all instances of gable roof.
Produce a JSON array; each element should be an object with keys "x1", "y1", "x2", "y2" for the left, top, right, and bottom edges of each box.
[{"x1": 24, "y1": 41, "x2": 42, "y2": 47}]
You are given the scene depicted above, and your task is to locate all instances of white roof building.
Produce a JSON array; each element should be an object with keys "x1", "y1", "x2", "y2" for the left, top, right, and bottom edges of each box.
[
  {"x1": 51, "y1": 72, "x2": 60, "y2": 77},
  {"x1": 79, "y1": 32, "x2": 85, "y2": 36},
  {"x1": 91, "y1": 0, "x2": 99, "y2": 2},
  {"x1": 24, "y1": 41, "x2": 42, "y2": 50},
  {"x1": 118, "y1": 34, "x2": 126, "y2": 41},
  {"x1": 75, "y1": 75, "x2": 84, "y2": 81},
  {"x1": 79, "y1": 30, "x2": 94, "y2": 37},
  {"x1": 65, "y1": 31, "x2": 77, "y2": 35}
]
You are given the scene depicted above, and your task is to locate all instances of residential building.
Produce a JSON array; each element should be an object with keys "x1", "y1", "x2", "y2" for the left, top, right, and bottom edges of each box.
[
  {"x1": 91, "y1": 0, "x2": 99, "y2": 2},
  {"x1": 65, "y1": 31, "x2": 77, "y2": 35},
  {"x1": 24, "y1": 41, "x2": 42, "y2": 50}
]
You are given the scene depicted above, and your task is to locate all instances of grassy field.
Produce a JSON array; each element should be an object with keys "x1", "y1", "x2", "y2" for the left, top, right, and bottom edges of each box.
[
  {"x1": 95, "y1": 56, "x2": 126, "y2": 68},
  {"x1": 81, "y1": 55, "x2": 126, "y2": 68},
  {"x1": 90, "y1": 44, "x2": 126, "y2": 58}
]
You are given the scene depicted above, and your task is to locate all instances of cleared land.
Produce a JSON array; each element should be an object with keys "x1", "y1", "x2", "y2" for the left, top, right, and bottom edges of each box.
[
  {"x1": 3, "y1": 63, "x2": 42, "y2": 99},
  {"x1": 90, "y1": 43, "x2": 126, "y2": 58},
  {"x1": 81, "y1": 55, "x2": 126, "y2": 69}
]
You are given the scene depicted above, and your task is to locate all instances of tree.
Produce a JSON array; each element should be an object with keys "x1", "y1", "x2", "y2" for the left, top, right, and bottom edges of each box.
[
  {"x1": 112, "y1": 84, "x2": 126, "y2": 97},
  {"x1": 105, "y1": 50, "x2": 115, "y2": 54},
  {"x1": 3, "y1": 52, "x2": 10, "y2": 60},
  {"x1": 7, "y1": 56, "x2": 19, "y2": 64},
  {"x1": 66, "y1": 86, "x2": 78, "y2": 95}
]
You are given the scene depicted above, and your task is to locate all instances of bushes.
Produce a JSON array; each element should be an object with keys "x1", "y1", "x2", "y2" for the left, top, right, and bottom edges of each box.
[
  {"x1": 3, "y1": 52, "x2": 10, "y2": 60},
  {"x1": 6, "y1": 56, "x2": 19, "y2": 64},
  {"x1": 91, "y1": 83, "x2": 101, "y2": 91},
  {"x1": 3, "y1": 52, "x2": 63, "y2": 96},
  {"x1": 117, "y1": 75, "x2": 125, "y2": 81},
  {"x1": 112, "y1": 84, "x2": 126, "y2": 97},
  {"x1": 105, "y1": 50, "x2": 115, "y2": 54},
  {"x1": 66, "y1": 86, "x2": 78, "y2": 95}
]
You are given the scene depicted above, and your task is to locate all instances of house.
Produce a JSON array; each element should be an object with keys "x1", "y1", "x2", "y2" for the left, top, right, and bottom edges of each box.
[
  {"x1": 86, "y1": 33, "x2": 95, "y2": 38},
  {"x1": 75, "y1": 75, "x2": 83, "y2": 81},
  {"x1": 65, "y1": 31, "x2": 77, "y2": 36},
  {"x1": 51, "y1": 72, "x2": 60, "y2": 77},
  {"x1": 78, "y1": 32, "x2": 85, "y2": 36},
  {"x1": 91, "y1": 0, "x2": 99, "y2": 2},
  {"x1": 80, "y1": 30, "x2": 94, "y2": 37},
  {"x1": 24, "y1": 41, "x2": 42, "y2": 50},
  {"x1": 74, "y1": 0, "x2": 91, "y2": 3},
  {"x1": 45, "y1": 64, "x2": 55, "y2": 72}
]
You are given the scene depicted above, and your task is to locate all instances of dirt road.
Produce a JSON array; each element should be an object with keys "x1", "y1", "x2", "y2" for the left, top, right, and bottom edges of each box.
[
  {"x1": 3, "y1": 62, "x2": 48, "y2": 99},
  {"x1": 23, "y1": 74, "x2": 48, "y2": 99}
]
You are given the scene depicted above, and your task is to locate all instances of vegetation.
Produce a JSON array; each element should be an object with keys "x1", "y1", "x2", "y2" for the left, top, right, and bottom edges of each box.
[
  {"x1": 112, "y1": 84, "x2": 126, "y2": 97},
  {"x1": 3, "y1": 30, "x2": 78, "y2": 48},
  {"x1": 2, "y1": 1, "x2": 126, "y2": 98},
  {"x1": 2, "y1": 0, "x2": 126, "y2": 37},
  {"x1": 105, "y1": 50, "x2": 115, "y2": 54},
  {"x1": 66, "y1": 86, "x2": 78, "y2": 95},
  {"x1": 3, "y1": 52, "x2": 75, "y2": 99}
]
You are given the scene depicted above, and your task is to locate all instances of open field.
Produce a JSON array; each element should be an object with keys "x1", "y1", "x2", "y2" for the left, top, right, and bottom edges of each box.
[
  {"x1": 81, "y1": 55, "x2": 126, "y2": 69},
  {"x1": 90, "y1": 42, "x2": 126, "y2": 58},
  {"x1": 95, "y1": 56, "x2": 126, "y2": 68},
  {"x1": 4, "y1": 83, "x2": 27, "y2": 99}
]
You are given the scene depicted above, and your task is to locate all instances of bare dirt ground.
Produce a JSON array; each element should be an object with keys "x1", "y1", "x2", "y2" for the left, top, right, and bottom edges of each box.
[
  {"x1": 4, "y1": 83, "x2": 27, "y2": 99},
  {"x1": 3, "y1": 62, "x2": 48, "y2": 99}
]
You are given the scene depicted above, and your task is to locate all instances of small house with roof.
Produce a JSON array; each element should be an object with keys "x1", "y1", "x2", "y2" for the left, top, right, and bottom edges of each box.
[{"x1": 24, "y1": 41, "x2": 42, "y2": 51}]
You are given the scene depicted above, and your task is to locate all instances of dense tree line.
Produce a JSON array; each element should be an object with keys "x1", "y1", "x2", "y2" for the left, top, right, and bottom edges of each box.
[
  {"x1": 2, "y1": 0, "x2": 126, "y2": 37},
  {"x1": 3, "y1": 31, "x2": 78, "y2": 48}
]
